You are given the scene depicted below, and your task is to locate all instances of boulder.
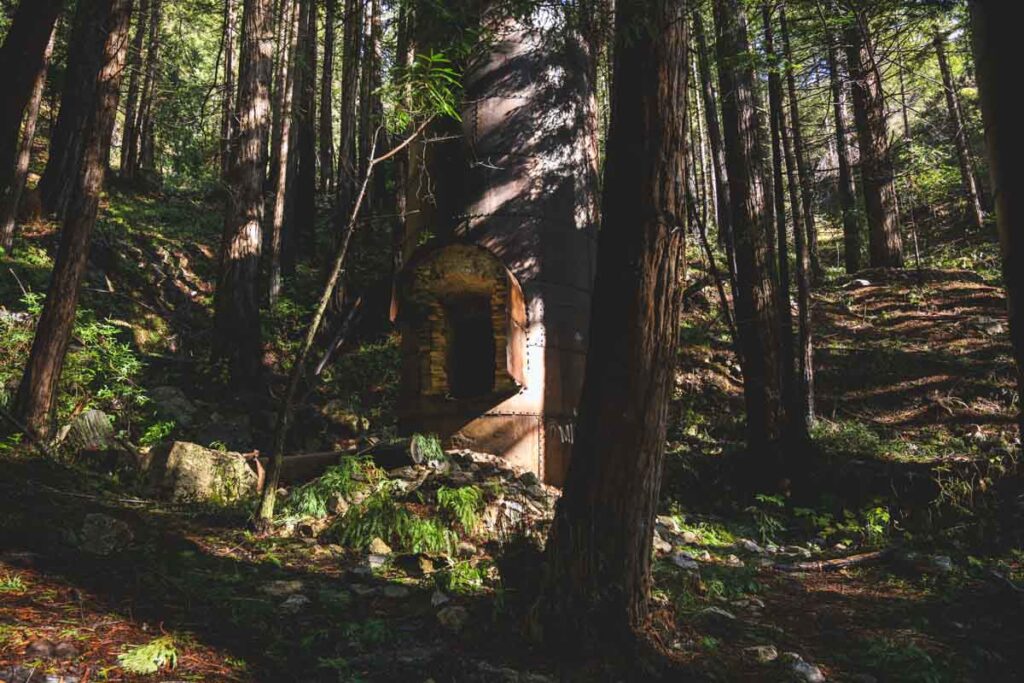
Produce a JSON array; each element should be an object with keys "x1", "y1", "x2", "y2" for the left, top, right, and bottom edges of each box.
[
  {"x1": 62, "y1": 409, "x2": 117, "y2": 453},
  {"x1": 146, "y1": 441, "x2": 258, "y2": 504}
]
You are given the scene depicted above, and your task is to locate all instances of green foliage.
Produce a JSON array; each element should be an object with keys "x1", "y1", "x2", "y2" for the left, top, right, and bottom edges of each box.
[
  {"x1": 745, "y1": 494, "x2": 786, "y2": 544},
  {"x1": 286, "y1": 458, "x2": 382, "y2": 519},
  {"x1": 139, "y1": 420, "x2": 176, "y2": 448},
  {"x1": 435, "y1": 560, "x2": 487, "y2": 595},
  {"x1": 436, "y1": 485, "x2": 484, "y2": 532},
  {"x1": 411, "y1": 432, "x2": 446, "y2": 463},
  {"x1": 330, "y1": 483, "x2": 456, "y2": 555},
  {"x1": 381, "y1": 51, "x2": 463, "y2": 133},
  {"x1": 859, "y1": 637, "x2": 950, "y2": 683},
  {"x1": 0, "y1": 573, "x2": 26, "y2": 594},
  {"x1": 118, "y1": 636, "x2": 178, "y2": 675}
]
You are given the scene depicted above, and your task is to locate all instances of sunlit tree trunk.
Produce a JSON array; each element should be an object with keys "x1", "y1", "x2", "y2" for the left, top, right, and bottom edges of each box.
[
  {"x1": 357, "y1": 0, "x2": 380, "y2": 190},
  {"x1": 0, "y1": 0, "x2": 63, "y2": 206},
  {"x1": 287, "y1": 0, "x2": 316, "y2": 260},
  {"x1": 826, "y1": 26, "x2": 861, "y2": 273},
  {"x1": 213, "y1": 0, "x2": 274, "y2": 390},
  {"x1": 268, "y1": 0, "x2": 297, "y2": 305},
  {"x1": 0, "y1": 25, "x2": 55, "y2": 253},
  {"x1": 844, "y1": 12, "x2": 903, "y2": 268},
  {"x1": 934, "y1": 30, "x2": 984, "y2": 234},
  {"x1": 535, "y1": 0, "x2": 687, "y2": 656},
  {"x1": 136, "y1": 0, "x2": 162, "y2": 174},
  {"x1": 319, "y1": 0, "x2": 336, "y2": 193},
  {"x1": 119, "y1": 0, "x2": 149, "y2": 179},
  {"x1": 714, "y1": 0, "x2": 786, "y2": 455},
  {"x1": 13, "y1": 0, "x2": 134, "y2": 437},
  {"x1": 970, "y1": 0, "x2": 1023, "y2": 437},
  {"x1": 335, "y1": 0, "x2": 362, "y2": 228}
]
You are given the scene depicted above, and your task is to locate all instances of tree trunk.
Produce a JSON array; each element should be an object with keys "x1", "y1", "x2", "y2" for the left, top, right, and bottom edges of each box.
[
  {"x1": 119, "y1": 0, "x2": 149, "y2": 179},
  {"x1": 780, "y1": 4, "x2": 814, "y2": 432},
  {"x1": 357, "y1": 0, "x2": 380, "y2": 187},
  {"x1": 762, "y1": 3, "x2": 797, "y2": 437},
  {"x1": 268, "y1": 0, "x2": 297, "y2": 305},
  {"x1": 535, "y1": 0, "x2": 687, "y2": 655},
  {"x1": 693, "y1": 9, "x2": 736, "y2": 288},
  {"x1": 780, "y1": 6, "x2": 820, "y2": 284},
  {"x1": 288, "y1": 0, "x2": 316, "y2": 260},
  {"x1": 0, "y1": 25, "x2": 55, "y2": 253},
  {"x1": 0, "y1": 0, "x2": 63, "y2": 204},
  {"x1": 136, "y1": 0, "x2": 162, "y2": 174},
  {"x1": 220, "y1": 0, "x2": 238, "y2": 179},
  {"x1": 844, "y1": 13, "x2": 903, "y2": 268},
  {"x1": 38, "y1": 0, "x2": 111, "y2": 218},
  {"x1": 934, "y1": 30, "x2": 984, "y2": 233},
  {"x1": 714, "y1": 0, "x2": 786, "y2": 455},
  {"x1": 335, "y1": 0, "x2": 362, "y2": 227},
  {"x1": 213, "y1": 0, "x2": 275, "y2": 390},
  {"x1": 319, "y1": 0, "x2": 336, "y2": 193},
  {"x1": 12, "y1": 0, "x2": 134, "y2": 437},
  {"x1": 826, "y1": 26, "x2": 861, "y2": 273},
  {"x1": 970, "y1": 0, "x2": 1023, "y2": 437}
]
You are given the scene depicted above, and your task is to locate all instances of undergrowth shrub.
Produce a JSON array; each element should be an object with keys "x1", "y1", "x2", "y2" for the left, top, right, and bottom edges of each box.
[
  {"x1": 330, "y1": 482, "x2": 456, "y2": 555},
  {"x1": 285, "y1": 457, "x2": 382, "y2": 519},
  {"x1": 436, "y1": 485, "x2": 484, "y2": 532}
]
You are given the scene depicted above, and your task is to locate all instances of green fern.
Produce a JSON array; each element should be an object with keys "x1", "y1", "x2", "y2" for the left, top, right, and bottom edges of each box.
[
  {"x1": 286, "y1": 457, "x2": 381, "y2": 519},
  {"x1": 332, "y1": 484, "x2": 456, "y2": 555},
  {"x1": 118, "y1": 636, "x2": 177, "y2": 675},
  {"x1": 437, "y1": 485, "x2": 484, "y2": 532}
]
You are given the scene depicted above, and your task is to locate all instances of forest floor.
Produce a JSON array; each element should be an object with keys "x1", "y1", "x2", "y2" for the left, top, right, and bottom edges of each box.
[{"x1": 1, "y1": 191, "x2": 1022, "y2": 682}]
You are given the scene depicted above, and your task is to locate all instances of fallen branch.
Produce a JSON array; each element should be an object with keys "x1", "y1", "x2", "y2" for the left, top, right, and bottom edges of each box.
[{"x1": 772, "y1": 548, "x2": 894, "y2": 573}]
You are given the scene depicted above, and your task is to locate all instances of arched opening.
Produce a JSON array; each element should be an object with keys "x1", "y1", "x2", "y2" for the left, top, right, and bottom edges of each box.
[{"x1": 442, "y1": 292, "x2": 496, "y2": 399}]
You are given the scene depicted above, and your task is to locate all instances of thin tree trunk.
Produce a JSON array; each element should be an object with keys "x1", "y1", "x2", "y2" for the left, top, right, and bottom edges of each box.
[
  {"x1": 0, "y1": 27, "x2": 55, "y2": 253},
  {"x1": 969, "y1": 0, "x2": 1023, "y2": 437},
  {"x1": 693, "y1": 9, "x2": 736, "y2": 287},
  {"x1": 826, "y1": 25, "x2": 861, "y2": 273},
  {"x1": 780, "y1": 4, "x2": 814, "y2": 432},
  {"x1": 762, "y1": 3, "x2": 797, "y2": 438},
  {"x1": 714, "y1": 0, "x2": 786, "y2": 455},
  {"x1": 844, "y1": 12, "x2": 903, "y2": 268},
  {"x1": 288, "y1": 0, "x2": 316, "y2": 260},
  {"x1": 268, "y1": 0, "x2": 298, "y2": 305},
  {"x1": 136, "y1": 0, "x2": 162, "y2": 173},
  {"x1": 213, "y1": 0, "x2": 275, "y2": 390},
  {"x1": 0, "y1": 0, "x2": 63, "y2": 204},
  {"x1": 220, "y1": 0, "x2": 238, "y2": 179},
  {"x1": 934, "y1": 30, "x2": 984, "y2": 233},
  {"x1": 38, "y1": 0, "x2": 111, "y2": 218},
  {"x1": 335, "y1": 0, "x2": 362, "y2": 229},
  {"x1": 357, "y1": 0, "x2": 380, "y2": 188},
  {"x1": 780, "y1": 6, "x2": 821, "y2": 284},
  {"x1": 319, "y1": 0, "x2": 336, "y2": 193},
  {"x1": 533, "y1": 0, "x2": 687, "y2": 655},
  {"x1": 119, "y1": 0, "x2": 149, "y2": 178},
  {"x1": 12, "y1": 0, "x2": 134, "y2": 438}
]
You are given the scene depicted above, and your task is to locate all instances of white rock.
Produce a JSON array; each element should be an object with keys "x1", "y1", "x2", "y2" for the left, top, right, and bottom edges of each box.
[
  {"x1": 671, "y1": 553, "x2": 699, "y2": 571},
  {"x1": 783, "y1": 653, "x2": 826, "y2": 683}
]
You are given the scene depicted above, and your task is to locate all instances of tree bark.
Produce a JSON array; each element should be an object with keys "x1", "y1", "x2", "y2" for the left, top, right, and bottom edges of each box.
[
  {"x1": 335, "y1": 0, "x2": 362, "y2": 227},
  {"x1": 780, "y1": 5, "x2": 814, "y2": 432},
  {"x1": 136, "y1": 0, "x2": 162, "y2": 173},
  {"x1": 268, "y1": 0, "x2": 297, "y2": 305},
  {"x1": 287, "y1": 0, "x2": 316, "y2": 260},
  {"x1": 762, "y1": 3, "x2": 797, "y2": 438},
  {"x1": 534, "y1": 0, "x2": 687, "y2": 655},
  {"x1": 826, "y1": 26, "x2": 861, "y2": 273},
  {"x1": 38, "y1": 0, "x2": 111, "y2": 218},
  {"x1": 119, "y1": 0, "x2": 149, "y2": 179},
  {"x1": 970, "y1": 0, "x2": 1023, "y2": 437},
  {"x1": 844, "y1": 12, "x2": 903, "y2": 268},
  {"x1": 0, "y1": 0, "x2": 64, "y2": 205},
  {"x1": 0, "y1": 26, "x2": 55, "y2": 253},
  {"x1": 12, "y1": 0, "x2": 134, "y2": 437},
  {"x1": 319, "y1": 0, "x2": 336, "y2": 193},
  {"x1": 934, "y1": 30, "x2": 984, "y2": 234},
  {"x1": 213, "y1": 0, "x2": 275, "y2": 390},
  {"x1": 714, "y1": 0, "x2": 786, "y2": 454},
  {"x1": 357, "y1": 0, "x2": 380, "y2": 187},
  {"x1": 220, "y1": 0, "x2": 239, "y2": 179}
]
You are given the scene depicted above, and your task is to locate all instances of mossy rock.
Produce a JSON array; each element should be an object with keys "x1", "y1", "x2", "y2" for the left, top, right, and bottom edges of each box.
[{"x1": 146, "y1": 441, "x2": 258, "y2": 505}]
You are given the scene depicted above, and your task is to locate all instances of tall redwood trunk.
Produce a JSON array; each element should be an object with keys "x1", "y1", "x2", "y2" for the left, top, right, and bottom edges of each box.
[
  {"x1": 536, "y1": 0, "x2": 687, "y2": 654},
  {"x1": 844, "y1": 12, "x2": 903, "y2": 268},
  {"x1": 714, "y1": 0, "x2": 785, "y2": 454},
  {"x1": 319, "y1": 0, "x2": 336, "y2": 193},
  {"x1": 220, "y1": 0, "x2": 239, "y2": 179},
  {"x1": 970, "y1": 0, "x2": 1023, "y2": 437},
  {"x1": 335, "y1": 0, "x2": 362, "y2": 225},
  {"x1": 38, "y1": 0, "x2": 111, "y2": 218},
  {"x1": 357, "y1": 0, "x2": 380, "y2": 187},
  {"x1": 136, "y1": 0, "x2": 162, "y2": 173},
  {"x1": 288, "y1": 0, "x2": 316, "y2": 260},
  {"x1": 826, "y1": 26, "x2": 861, "y2": 273},
  {"x1": 213, "y1": 0, "x2": 274, "y2": 389},
  {"x1": 12, "y1": 0, "x2": 134, "y2": 437},
  {"x1": 268, "y1": 0, "x2": 297, "y2": 305},
  {"x1": 119, "y1": 0, "x2": 149, "y2": 178},
  {"x1": 934, "y1": 30, "x2": 984, "y2": 233},
  {"x1": 0, "y1": 0, "x2": 64, "y2": 204},
  {"x1": 780, "y1": 5, "x2": 813, "y2": 432},
  {"x1": 0, "y1": 26, "x2": 55, "y2": 252}
]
